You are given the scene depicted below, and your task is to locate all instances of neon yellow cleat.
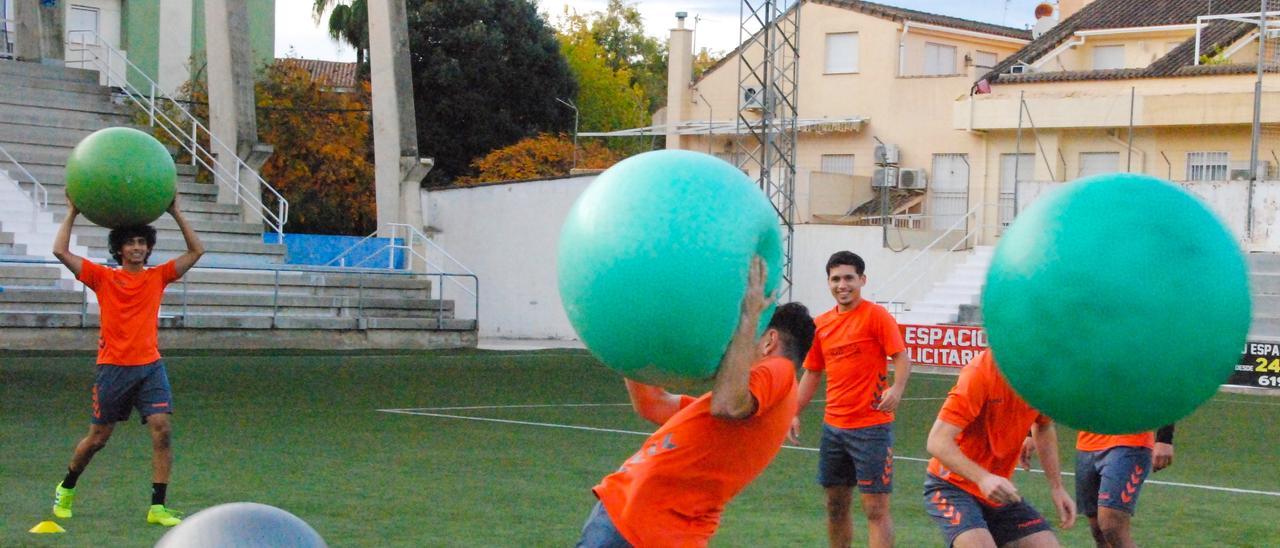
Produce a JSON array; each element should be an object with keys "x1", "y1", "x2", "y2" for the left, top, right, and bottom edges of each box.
[
  {"x1": 52, "y1": 483, "x2": 75, "y2": 519},
  {"x1": 147, "y1": 504, "x2": 182, "y2": 526}
]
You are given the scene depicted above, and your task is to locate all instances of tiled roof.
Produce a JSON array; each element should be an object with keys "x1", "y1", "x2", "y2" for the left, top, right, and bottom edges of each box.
[
  {"x1": 812, "y1": 0, "x2": 1031, "y2": 40},
  {"x1": 983, "y1": 0, "x2": 1262, "y2": 85},
  {"x1": 691, "y1": 0, "x2": 1031, "y2": 87},
  {"x1": 276, "y1": 58, "x2": 359, "y2": 89}
]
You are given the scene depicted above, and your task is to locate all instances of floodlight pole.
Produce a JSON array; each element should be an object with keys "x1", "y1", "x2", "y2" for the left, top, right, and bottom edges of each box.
[
  {"x1": 556, "y1": 97, "x2": 579, "y2": 170},
  {"x1": 1248, "y1": 0, "x2": 1266, "y2": 240}
]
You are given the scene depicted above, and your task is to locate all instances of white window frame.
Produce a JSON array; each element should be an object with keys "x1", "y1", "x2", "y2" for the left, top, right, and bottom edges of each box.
[
  {"x1": 974, "y1": 50, "x2": 998, "y2": 70},
  {"x1": 820, "y1": 154, "x2": 855, "y2": 175},
  {"x1": 825, "y1": 32, "x2": 859, "y2": 74},
  {"x1": 924, "y1": 42, "x2": 958, "y2": 75},
  {"x1": 1093, "y1": 44, "x2": 1125, "y2": 70},
  {"x1": 1078, "y1": 152, "x2": 1120, "y2": 178},
  {"x1": 1186, "y1": 151, "x2": 1229, "y2": 181}
]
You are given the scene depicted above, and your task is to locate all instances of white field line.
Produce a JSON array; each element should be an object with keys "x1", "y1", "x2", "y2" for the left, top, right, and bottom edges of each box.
[
  {"x1": 392, "y1": 397, "x2": 946, "y2": 413},
  {"x1": 377, "y1": 408, "x2": 1280, "y2": 498}
]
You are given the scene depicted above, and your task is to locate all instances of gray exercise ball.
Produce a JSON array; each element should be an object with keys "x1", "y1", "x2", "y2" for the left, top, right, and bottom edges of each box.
[{"x1": 154, "y1": 502, "x2": 326, "y2": 547}]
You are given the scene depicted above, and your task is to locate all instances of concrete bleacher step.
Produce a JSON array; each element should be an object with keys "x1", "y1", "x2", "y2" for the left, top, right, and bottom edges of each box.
[
  {"x1": 0, "y1": 103, "x2": 132, "y2": 131},
  {"x1": 0, "y1": 123, "x2": 98, "y2": 148},
  {"x1": 0, "y1": 61, "x2": 101, "y2": 83},
  {"x1": 0, "y1": 85, "x2": 126, "y2": 116},
  {"x1": 53, "y1": 215, "x2": 267, "y2": 245},
  {"x1": 0, "y1": 263, "x2": 71, "y2": 288},
  {"x1": 0, "y1": 233, "x2": 27, "y2": 256},
  {"x1": 1252, "y1": 273, "x2": 1280, "y2": 295}
]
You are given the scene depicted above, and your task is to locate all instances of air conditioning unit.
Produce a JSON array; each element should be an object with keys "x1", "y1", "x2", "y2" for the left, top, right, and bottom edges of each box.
[
  {"x1": 874, "y1": 143, "x2": 900, "y2": 165},
  {"x1": 1229, "y1": 160, "x2": 1272, "y2": 180},
  {"x1": 898, "y1": 168, "x2": 928, "y2": 189},
  {"x1": 742, "y1": 87, "x2": 763, "y2": 111},
  {"x1": 1008, "y1": 63, "x2": 1032, "y2": 74},
  {"x1": 872, "y1": 167, "x2": 899, "y2": 188}
]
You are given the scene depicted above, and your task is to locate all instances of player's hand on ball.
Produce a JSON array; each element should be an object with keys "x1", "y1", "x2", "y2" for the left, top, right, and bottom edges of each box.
[
  {"x1": 1051, "y1": 486, "x2": 1077, "y2": 529},
  {"x1": 1153, "y1": 442, "x2": 1174, "y2": 471},
  {"x1": 978, "y1": 474, "x2": 1021, "y2": 505},
  {"x1": 739, "y1": 256, "x2": 773, "y2": 321}
]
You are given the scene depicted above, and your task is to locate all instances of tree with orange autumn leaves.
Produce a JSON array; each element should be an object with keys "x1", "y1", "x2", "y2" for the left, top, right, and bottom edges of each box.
[{"x1": 173, "y1": 61, "x2": 375, "y2": 235}]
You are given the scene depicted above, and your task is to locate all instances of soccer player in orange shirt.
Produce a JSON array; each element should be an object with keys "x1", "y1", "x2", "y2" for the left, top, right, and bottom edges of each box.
[
  {"x1": 789, "y1": 251, "x2": 912, "y2": 548},
  {"x1": 924, "y1": 349, "x2": 1076, "y2": 547},
  {"x1": 577, "y1": 257, "x2": 816, "y2": 547},
  {"x1": 48, "y1": 196, "x2": 204, "y2": 527}
]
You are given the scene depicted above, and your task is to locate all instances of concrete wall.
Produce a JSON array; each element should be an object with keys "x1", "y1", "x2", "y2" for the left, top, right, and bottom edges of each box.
[
  {"x1": 422, "y1": 176, "x2": 974, "y2": 339},
  {"x1": 422, "y1": 177, "x2": 595, "y2": 339}
]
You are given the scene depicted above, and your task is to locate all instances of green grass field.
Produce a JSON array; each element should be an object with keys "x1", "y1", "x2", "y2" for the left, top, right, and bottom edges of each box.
[{"x1": 2, "y1": 349, "x2": 1277, "y2": 547}]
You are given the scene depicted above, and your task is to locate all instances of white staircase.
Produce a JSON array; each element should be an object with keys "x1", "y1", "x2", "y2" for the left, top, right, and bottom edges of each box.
[
  {"x1": 895, "y1": 246, "x2": 995, "y2": 325},
  {"x1": 0, "y1": 168, "x2": 89, "y2": 287}
]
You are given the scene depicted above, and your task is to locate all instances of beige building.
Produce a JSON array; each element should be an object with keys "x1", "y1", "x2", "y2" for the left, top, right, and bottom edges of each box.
[
  {"x1": 656, "y1": 0, "x2": 1029, "y2": 230},
  {"x1": 962, "y1": 0, "x2": 1280, "y2": 249}
]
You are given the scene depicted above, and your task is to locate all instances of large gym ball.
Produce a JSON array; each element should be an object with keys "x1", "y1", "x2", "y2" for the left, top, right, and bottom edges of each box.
[
  {"x1": 154, "y1": 502, "x2": 326, "y2": 548},
  {"x1": 558, "y1": 150, "x2": 783, "y2": 386},
  {"x1": 984, "y1": 173, "x2": 1251, "y2": 434},
  {"x1": 65, "y1": 126, "x2": 176, "y2": 228}
]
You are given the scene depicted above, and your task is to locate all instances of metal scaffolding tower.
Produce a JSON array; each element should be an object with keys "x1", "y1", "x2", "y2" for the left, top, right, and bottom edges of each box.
[{"x1": 736, "y1": 0, "x2": 800, "y2": 298}]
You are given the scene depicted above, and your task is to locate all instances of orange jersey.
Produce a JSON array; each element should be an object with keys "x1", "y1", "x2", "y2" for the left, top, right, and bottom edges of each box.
[
  {"x1": 803, "y1": 300, "x2": 906, "y2": 429},
  {"x1": 593, "y1": 356, "x2": 798, "y2": 547},
  {"x1": 1076, "y1": 431, "x2": 1155, "y2": 452},
  {"x1": 78, "y1": 259, "x2": 179, "y2": 366},
  {"x1": 927, "y1": 350, "x2": 1050, "y2": 507}
]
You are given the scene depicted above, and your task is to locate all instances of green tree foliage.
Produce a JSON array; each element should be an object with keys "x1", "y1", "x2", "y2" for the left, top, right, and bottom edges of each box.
[
  {"x1": 558, "y1": 0, "x2": 667, "y2": 114},
  {"x1": 407, "y1": 0, "x2": 577, "y2": 185},
  {"x1": 558, "y1": 18, "x2": 647, "y2": 136},
  {"x1": 312, "y1": 0, "x2": 369, "y2": 69}
]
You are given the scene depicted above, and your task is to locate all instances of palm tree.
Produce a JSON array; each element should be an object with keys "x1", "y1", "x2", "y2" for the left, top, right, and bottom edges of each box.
[{"x1": 312, "y1": 0, "x2": 369, "y2": 67}]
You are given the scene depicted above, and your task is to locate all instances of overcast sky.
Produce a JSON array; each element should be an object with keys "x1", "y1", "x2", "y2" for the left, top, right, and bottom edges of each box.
[{"x1": 275, "y1": 0, "x2": 1047, "y2": 62}]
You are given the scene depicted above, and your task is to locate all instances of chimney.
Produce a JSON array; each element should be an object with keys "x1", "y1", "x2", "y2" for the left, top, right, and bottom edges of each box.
[
  {"x1": 1032, "y1": 3, "x2": 1058, "y2": 39},
  {"x1": 665, "y1": 12, "x2": 693, "y2": 150},
  {"x1": 1058, "y1": 0, "x2": 1096, "y2": 21}
]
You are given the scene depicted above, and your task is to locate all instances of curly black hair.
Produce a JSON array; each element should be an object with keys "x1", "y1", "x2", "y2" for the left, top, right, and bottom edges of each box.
[
  {"x1": 107, "y1": 225, "x2": 157, "y2": 265},
  {"x1": 767, "y1": 302, "x2": 816, "y2": 366}
]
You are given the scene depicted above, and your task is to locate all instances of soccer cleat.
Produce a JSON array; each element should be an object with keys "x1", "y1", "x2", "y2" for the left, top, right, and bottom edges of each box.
[
  {"x1": 146, "y1": 504, "x2": 182, "y2": 526},
  {"x1": 52, "y1": 483, "x2": 75, "y2": 519}
]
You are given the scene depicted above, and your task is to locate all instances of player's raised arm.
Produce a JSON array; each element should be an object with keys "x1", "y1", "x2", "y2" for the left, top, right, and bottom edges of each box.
[
  {"x1": 53, "y1": 198, "x2": 85, "y2": 277},
  {"x1": 624, "y1": 380, "x2": 684, "y2": 426},
  {"x1": 710, "y1": 256, "x2": 771, "y2": 420},
  {"x1": 167, "y1": 197, "x2": 204, "y2": 277}
]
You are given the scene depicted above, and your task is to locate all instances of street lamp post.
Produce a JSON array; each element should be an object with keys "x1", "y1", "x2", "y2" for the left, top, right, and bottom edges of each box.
[{"x1": 556, "y1": 97, "x2": 579, "y2": 170}]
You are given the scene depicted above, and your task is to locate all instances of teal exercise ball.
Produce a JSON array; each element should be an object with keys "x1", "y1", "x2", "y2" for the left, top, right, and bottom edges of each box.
[
  {"x1": 984, "y1": 173, "x2": 1251, "y2": 434},
  {"x1": 558, "y1": 150, "x2": 783, "y2": 386},
  {"x1": 65, "y1": 126, "x2": 176, "y2": 228}
]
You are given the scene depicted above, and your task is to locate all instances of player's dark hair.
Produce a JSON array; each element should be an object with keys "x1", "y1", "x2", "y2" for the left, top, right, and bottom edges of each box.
[
  {"x1": 826, "y1": 251, "x2": 865, "y2": 275},
  {"x1": 108, "y1": 225, "x2": 157, "y2": 265},
  {"x1": 767, "y1": 302, "x2": 816, "y2": 366}
]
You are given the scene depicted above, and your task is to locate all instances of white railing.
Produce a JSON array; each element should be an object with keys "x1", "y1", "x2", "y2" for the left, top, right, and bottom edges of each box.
[
  {"x1": 64, "y1": 30, "x2": 289, "y2": 238},
  {"x1": 872, "y1": 203, "x2": 988, "y2": 314},
  {"x1": 0, "y1": 143, "x2": 47, "y2": 226},
  {"x1": 324, "y1": 223, "x2": 480, "y2": 325},
  {"x1": 1, "y1": 16, "x2": 14, "y2": 59}
]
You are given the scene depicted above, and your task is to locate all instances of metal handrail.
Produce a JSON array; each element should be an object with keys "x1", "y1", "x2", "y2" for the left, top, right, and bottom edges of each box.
[
  {"x1": 0, "y1": 143, "x2": 48, "y2": 226},
  {"x1": 0, "y1": 256, "x2": 477, "y2": 330},
  {"x1": 64, "y1": 30, "x2": 289, "y2": 238},
  {"x1": 873, "y1": 203, "x2": 984, "y2": 308},
  {"x1": 322, "y1": 230, "x2": 380, "y2": 267}
]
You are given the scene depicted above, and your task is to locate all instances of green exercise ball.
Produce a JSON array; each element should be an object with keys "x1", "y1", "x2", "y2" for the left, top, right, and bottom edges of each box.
[
  {"x1": 65, "y1": 127, "x2": 176, "y2": 228},
  {"x1": 984, "y1": 173, "x2": 1251, "y2": 434},
  {"x1": 558, "y1": 150, "x2": 783, "y2": 386}
]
